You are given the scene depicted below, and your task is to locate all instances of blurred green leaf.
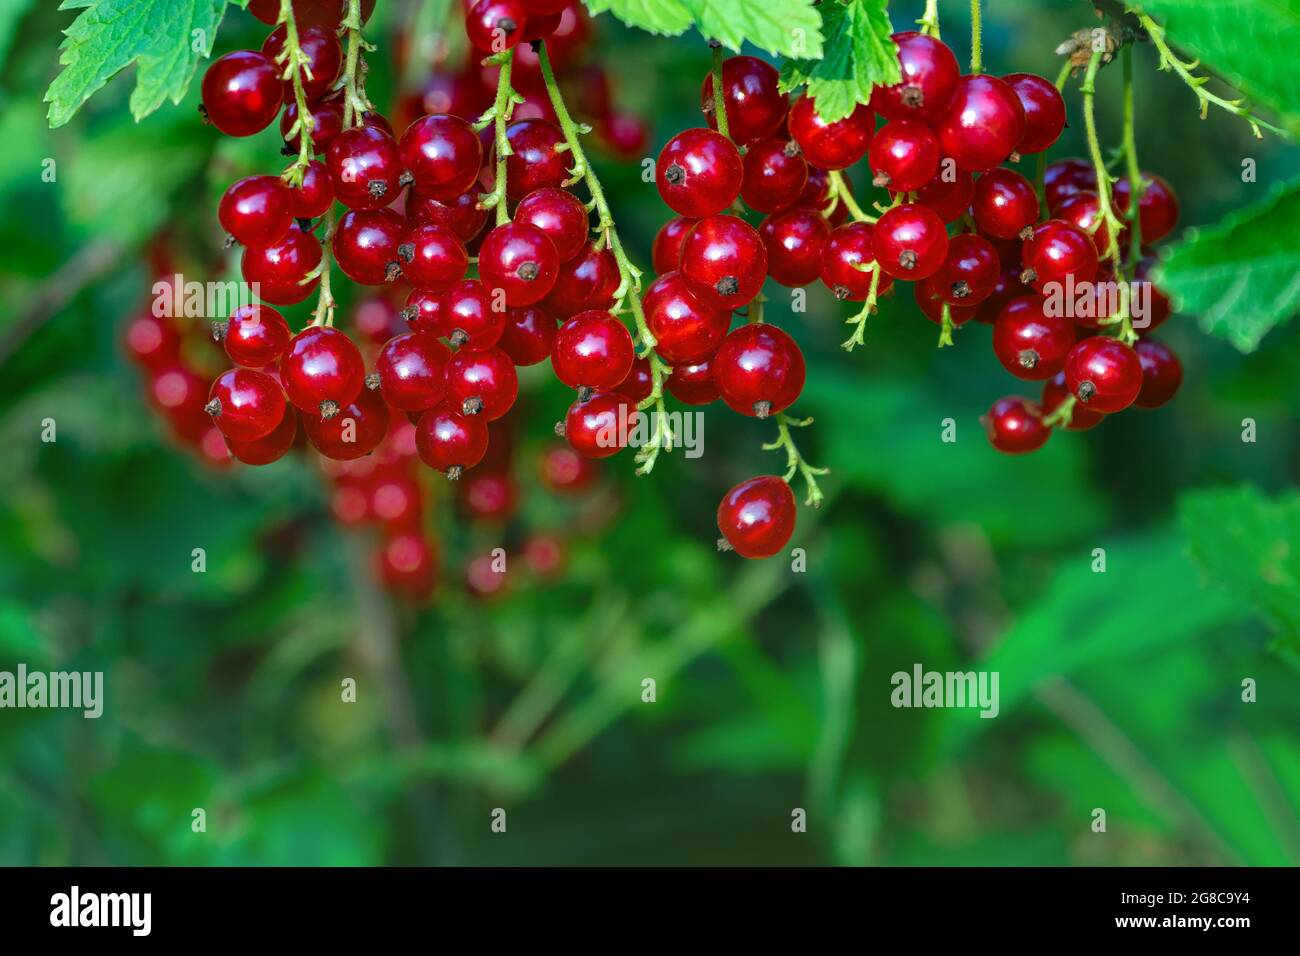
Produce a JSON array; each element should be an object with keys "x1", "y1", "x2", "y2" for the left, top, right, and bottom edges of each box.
[
  {"x1": 0, "y1": 0, "x2": 36, "y2": 73},
  {"x1": 1154, "y1": 178, "x2": 1300, "y2": 352},
  {"x1": 778, "y1": 0, "x2": 899, "y2": 122}
]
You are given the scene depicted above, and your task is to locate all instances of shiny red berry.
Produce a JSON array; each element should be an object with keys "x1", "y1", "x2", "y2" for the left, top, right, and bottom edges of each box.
[
  {"x1": 400, "y1": 114, "x2": 482, "y2": 198},
  {"x1": 868, "y1": 120, "x2": 940, "y2": 192},
  {"x1": 261, "y1": 24, "x2": 342, "y2": 101},
  {"x1": 206, "y1": 368, "x2": 286, "y2": 442},
  {"x1": 123, "y1": 312, "x2": 180, "y2": 370},
  {"x1": 871, "y1": 203, "x2": 948, "y2": 280},
  {"x1": 416, "y1": 402, "x2": 489, "y2": 475},
  {"x1": 914, "y1": 166, "x2": 974, "y2": 222},
  {"x1": 504, "y1": 119, "x2": 569, "y2": 199},
  {"x1": 377, "y1": 332, "x2": 452, "y2": 411},
  {"x1": 1054, "y1": 192, "x2": 1110, "y2": 255},
  {"x1": 992, "y1": 295, "x2": 1077, "y2": 380},
  {"x1": 441, "y1": 279, "x2": 506, "y2": 349},
  {"x1": 1003, "y1": 72, "x2": 1066, "y2": 154},
  {"x1": 376, "y1": 530, "x2": 437, "y2": 599},
  {"x1": 935, "y1": 75, "x2": 1025, "y2": 171},
  {"x1": 871, "y1": 31, "x2": 960, "y2": 123},
  {"x1": 542, "y1": 241, "x2": 619, "y2": 317},
  {"x1": 403, "y1": 287, "x2": 446, "y2": 337},
  {"x1": 466, "y1": 0, "x2": 528, "y2": 53},
  {"x1": 933, "y1": 233, "x2": 1000, "y2": 306},
  {"x1": 445, "y1": 346, "x2": 518, "y2": 419},
  {"x1": 713, "y1": 323, "x2": 805, "y2": 418},
  {"x1": 478, "y1": 221, "x2": 560, "y2": 306},
  {"x1": 971, "y1": 167, "x2": 1038, "y2": 240},
  {"x1": 289, "y1": 160, "x2": 335, "y2": 219},
  {"x1": 680, "y1": 214, "x2": 768, "y2": 311},
  {"x1": 914, "y1": 277, "x2": 978, "y2": 327},
  {"x1": 539, "y1": 444, "x2": 596, "y2": 492},
  {"x1": 551, "y1": 310, "x2": 635, "y2": 389},
  {"x1": 222, "y1": 303, "x2": 291, "y2": 368},
  {"x1": 201, "y1": 51, "x2": 282, "y2": 137},
  {"x1": 1020, "y1": 219, "x2": 1099, "y2": 294},
  {"x1": 327, "y1": 125, "x2": 404, "y2": 210},
  {"x1": 652, "y1": 216, "x2": 696, "y2": 274},
  {"x1": 760, "y1": 207, "x2": 831, "y2": 288},
  {"x1": 701, "y1": 55, "x2": 788, "y2": 146},
  {"x1": 617, "y1": 356, "x2": 654, "y2": 404},
  {"x1": 1041, "y1": 371, "x2": 1104, "y2": 430},
  {"x1": 644, "y1": 271, "x2": 730, "y2": 364},
  {"x1": 304, "y1": 384, "x2": 390, "y2": 460},
  {"x1": 666, "y1": 359, "x2": 720, "y2": 405},
  {"x1": 564, "y1": 391, "x2": 637, "y2": 459},
  {"x1": 241, "y1": 224, "x2": 322, "y2": 305},
  {"x1": 983, "y1": 396, "x2": 1050, "y2": 454},
  {"x1": 820, "y1": 222, "x2": 892, "y2": 301},
  {"x1": 514, "y1": 187, "x2": 589, "y2": 261},
  {"x1": 399, "y1": 224, "x2": 468, "y2": 290},
  {"x1": 281, "y1": 97, "x2": 344, "y2": 154},
  {"x1": 1134, "y1": 256, "x2": 1172, "y2": 331},
  {"x1": 334, "y1": 208, "x2": 406, "y2": 285},
  {"x1": 656, "y1": 128, "x2": 744, "y2": 218},
  {"x1": 1133, "y1": 339, "x2": 1182, "y2": 408},
  {"x1": 282, "y1": 325, "x2": 366, "y2": 415},
  {"x1": 498, "y1": 305, "x2": 558, "y2": 365},
  {"x1": 788, "y1": 97, "x2": 874, "y2": 170},
  {"x1": 717, "y1": 476, "x2": 796, "y2": 559},
  {"x1": 406, "y1": 186, "x2": 488, "y2": 242},
  {"x1": 1044, "y1": 158, "x2": 1097, "y2": 212},
  {"x1": 1114, "y1": 173, "x2": 1180, "y2": 245},
  {"x1": 740, "y1": 138, "x2": 808, "y2": 214},
  {"x1": 219, "y1": 175, "x2": 293, "y2": 247},
  {"x1": 225, "y1": 405, "x2": 298, "y2": 465},
  {"x1": 1064, "y1": 337, "x2": 1142, "y2": 413}
]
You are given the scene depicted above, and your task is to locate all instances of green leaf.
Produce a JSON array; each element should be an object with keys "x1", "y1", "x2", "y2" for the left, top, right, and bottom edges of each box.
[
  {"x1": 1153, "y1": 178, "x2": 1300, "y2": 352},
  {"x1": 1182, "y1": 486, "x2": 1300, "y2": 656},
  {"x1": 1138, "y1": 0, "x2": 1300, "y2": 134},
  {"x1": 778, "y1": 0, "x2": 899, "y2": 122},
  {"x1": 584, "y1": 0, "x2": 823, "y2": 58},
  {"x1": 45, "y1": 0, "x2": 235, "y2": 128}
]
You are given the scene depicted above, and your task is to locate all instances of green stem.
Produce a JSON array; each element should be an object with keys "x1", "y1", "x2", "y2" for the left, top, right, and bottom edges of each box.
[
  {"x1": 1054, "y1": 59, "x2": 1073, "y2": 91},
  {"x1": 710, "y1": 43, "x2": 730, "y2": 139},
  {"x1": 310, "y1": 207, "x2": 337, "y2": 327},
  {"x1": 828, "y1": 169, "x2": 873, "y2": 223},
  {"x1": 840, "y1": 267, "x2": 881, "y2": 352},
  {"x1": 969, "y1": 0, "x2": 982, "y2": 74},
  {"x1": 917, "y1": 0, "x2": 941, "y2": 38},
  {"x1": 482, "y1": 55, "x2": 516, "y2": 226},
  {"x1": 762, "y1": 414, "x2": 829, "y2": 508},
  {"x1": 1042, "y1": 393, "x2": 1078, "y2": 429},
  {"x1": 1080, "y1": 50, "x2": 1124, "y2": 266},
  {"x1": 937, "y1": 302, "x2": 955, "y2": 348},
  {"x1": 340, "y1": 0, "x2": 370, "y2": 128},
  {"x1": 276, "y1": 0, "x2": 315, "y2": 185},
  {"x1": 1120, "y1": 44, "x2": 1144, "y2": 272},
  {"x1": 633, "y1": 353, "x2": 674, "y2": 475}
]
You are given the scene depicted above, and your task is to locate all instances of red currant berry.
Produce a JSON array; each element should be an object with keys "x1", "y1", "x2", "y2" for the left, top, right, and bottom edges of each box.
[
  {"x1": 740, "y1": 138, "x2": 808, "y2": 214},
  {"x1": 1044, "y1": 158, "x2": 1097, "y2": 213},
  {"x1": 201, "y1": 51, "x2": 282, "y2": 137},
  {"x1": 219, "y1": 175, "x2": 292, "y2": 248},
  {"x1": 933, "y1": 233, "x2": 1000, "y2": 306},
  {"x1": 788, "y1": 97, "x2": 874, "y2": 170},
  {"x1": 123, "y1": 312, "x2": 181, "y2": 370},
  {"x1": 504, "y1": 119, "x2": 569, "y2": 199},
  {"x1": 1054, "y1": 191, "x2": 1110, "y2": 255},
  {"x1": 1020, "y1": 219, "x2": 1099, "y2": 294},
  {"x1": 282, "y1": 325, "x2": 366, "y2": 415},
  {"x1": 653, "y1": 216, "x2": 696, "y2": 275},
  {"x1": 599, "y1": 112, "x2": 649, "y2": 158},
  {"x1": 644, "y1": 271, "x2": 730, "y2": 364},
  {"x1": 1133, "y1": 256, "x2": 1171, "y2": 331},
  {"x1": 868, "y1": 120, "x2": 941, "y2": 192},
  {"x1": 327, "y1": 125, "x2": 403, "y2": 210},
  {"x1": 1114, "y1": 173, "x2": 1180, "y2": 245},
  {"x1": 441, "y1": 279, "x2": 506, "y2": 349},
  {"x1": 666, "y1": 358, "x2": 719, "y2": 405},
  {"x1": 466, "y1": 0, "x2": 528, "y2": 53},
  {"x1": 205, "y1": 367, "x2": 286, "y2": 442},
  {"x1": 459, "y1": 469, "x2": 517, "y2": 523},
  {"x1": 406, "y1": 186, "x2": 488, "y2": 242},
  {"x1": 377, "y1": 331, "x2": 452, "y2": 411},
  {"x1": 399, "y1": 223, "x2": 468, "y2": 290},
  {"x1": 914, "y1": 166, "x2": 974, "y2": 223},
  {"x1": 1133, "y1": 338, "x2": 1182, "y2": 408},
  {"x1": 478, "y1": 221, "x2": 560, "y2": 306},
  {"x1": 701, "y1": 55, "x2": 788, "y2": 146},
  {"x1": 679, "y1": 214, "x2": 768, "y2": 311},
  {"x1": 261, "y1": 24, "x2": 342, "y2": 101},
  {"x1": 225, "y1": 405, "x2": 298, "y2": 465},
  {"x1": 871, "y1": 31, "x2": 960, "y2": 123},
  {"x1": 717, "y1": 476, "x2": 796, "y2": 559},
  {"x1": 354, "y1": 296, "x2": 402, "y2": 345},
  {"x1": 983, "y1": 396, "x2": 1050, "y2": 454},
  {"x1": 249, "y1": 0, "x2": 375, "y2": 29},
  {"x1": 416, "y1": 402, "x2": 489, "y2": 475},
  {"x1": 971, "y1": 167, "x2": 1039, "y2": 240},
  {"x1": 617, "y1": 355, "x2": 654, "y2": 404},
  {"x1": 542, "y1": 241, "x2": 620, "y2": 316},
  {"x1": 935, "y1": 75, "x2": 1025, "y2": 171},
  {"x1": 334, "y1": 208, "x2": 406, "y2": 285},
  {"x1": 400, "y1": 114, "x2": 483, "y2": 199},
  {"x1": 1064, "y1": 337, "x2": 1142, "y2": 413},
  {"x1": 551, "y1": 310, "x2": 636, "y2": 389},
  {"x1": 281, "y1": 97, "x2": 344, "y2": 154},
  {"x1": 514, "y1": 187, "x2": 589, "y2": 261},
  {"x1": 222, "y1": 303, "x2": 291, "y2": 368},
  {"x1": 871, "y1": 203, "x2": 949, "y2": 280},
  {"x1": 540, "y1": 444, "x2": 596, "y2": 491},
  {"x1": 1041, "y1": 371, "x2": 1104, "y2": 430},
  {"x1": 304, "y1": 384, "x2": 390, "y2": 460},
  {"x1": 403, "y1": 287, "x2": 446, "y2": 336},
  {"x1": 914, "y1": 278, "x2": 978, "y2": 326},
  {"x1": 992, "y1": 295, "x2": 1077, "y2": 379},
  {"x1": 150, "y1": 365, "x2": 209, "y2": 436},
  {"x1": 445, "y1": 346, "x2": 518, "y2": 419},
  {"x1": 1002, "y1": 72, "x2": 1066, "y2": 155},
  {"x1": 713, "y1": 323, "x2": 805, "y2": 418},
  {"x1": 241, "y1": 224, "x2": 322, "y2": 305},
  {"x1": 760, "y1": 207, "x2": 831, "y2": 288},
  {"x1": 564, "y1": 391, "x2": 637, "y2": 459},
  {"x1": 289, "y1": 160, "x2": 335, "y2": 219},
  {"x1": 656, "y1": 128, "x2": 745, "y2": 218},
  {"x1": 371, "y1": 473, "x2": 424, "y2": 530},
  {"x1": 376, "y1": 530, "x2": 437, "y2": 600},
  {"x1": 498, "y1": 306, "x2": 557, "y2": 365},
  {"x1": 820, "y1": 222, "x2": 893, "y2": 301}
]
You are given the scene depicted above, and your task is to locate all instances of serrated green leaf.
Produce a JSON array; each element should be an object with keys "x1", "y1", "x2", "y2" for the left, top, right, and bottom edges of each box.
[
  {"x1": 777, "y1": 0, "x2": 898, "y2": 122},
  {"x1": 1138, "y1": 0, "x2": 1300, "y2": 134},
  {"x1": 1182, "y1": 486, "x2": 1300, "y2": 655},
  {"x1": 1153, "y1": 178, "x2": 1300, "y2": 352},
  {"x1": 584, "y1": 0, "x2": 822, "y2": 58},
  {"x1": 45, "y1": 0, "x2": 234, "y2": 128}
]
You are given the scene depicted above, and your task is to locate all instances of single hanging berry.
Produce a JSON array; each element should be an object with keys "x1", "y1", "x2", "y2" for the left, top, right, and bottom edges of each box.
[
  {"x1": 1041, "y1": 371, "x2": 1104, "y2": 430},
  {"x1": 261, "y1": 24, "x2": 342, "y2": 101},
  {"x1": 643, "y1": 272, "x2": 730, "y2": 365},
  {"x1": 740, "y1": 139, "x2": 809, "y2": 215},
  {"x1": 241, "y1": 224, "x2": 322, "y2": 305},
  {"x1": 205, "y1": 368, "x2": 287, "y2": 442},
  {"x1": 932, "y1": 234, "x2": 1000, "y2": 306},
  {"x1": 333, "y1": 209, "x2": 407, "y2": 285},
  {"x1": 656, "y1": 128, "x2": 745, "y2": 218},
  {"x1": 717, "y1": 476, "x2": 796, "y2": 559},
  {"x1": 666, "y1": 359, "x2": 720, "y2": 406},
  {"x1": 514, "y1": 188, "x2": 590, "y2": 262},
  {"x1": 399, "y1": 224, "x2": 469, "y2": 291},
  {"x1": 934, "y1": 75, "x2": 1025, "y2": 172},
  {"x1": 819, "y1": 222, "x2": 892, "y2": 301},
  {"x1": 1114, "y1": 173, "x2": 1180, "y2": 245},
  {"x1": 713, "y1": 324, "x2": 805, "y2": 418},
  {"x1": 1002, "y1": 73, "x2": 1066, "y2": 154},
  {"x1": 303, "y1": 384, "x2": 390, "y2": 460},
  {"x1": 1020, "y1": 220, "x2": 1099, "y2": 294},
  {"x1": 653, "y1": 216, "x2": 697, "y2": 275},
  {"x1": 867, "y1": 120, "x2": 940, "y2": 192},
  {"x1": 870, "y1": 31, "x2": 960, "y2": 123},
  {"x1": 787, "y1": 97, "x2": 874, "y2": 171},
  {"x1": 441, "y1": 279, "x2": 507, "y2": 349},
  {"x1": 225, "y1": 405, "x2": 299, "y2": 466},
  {"x1": 219, "y1": 176, "x2": 293, "y2": 248},
  {"x1": 416, "y1": 402, "x2": 489, "y2": 477},
  {"x1": 971, "y1": 168, "x2": 1039, "y2": 240},
  {"x1": 760, "y1": 208, "x2": 832, "y2": 289},
  {"x1": 478, "y1": 222, "x2": 560, "y2": 307},
  {"x1": 551, "y1": 310, "x2": 636, "y2": 390},
  {"x1": 201, "y1": 51, "x2": 282, "y2": 137},
  {"x1": 444, "y1": 346, "x2": 519, "y2": 419},
  {"x1": 982, "y1": 396, "x2": 1051, "y2": 454},
  {"x1": 221, "y1": 304, "x2": 291, "y2": 369},
  {"x1": 700, "y1": 55, "x2": 789, "y2": 146},
  {"x1": 288, "y1": 160, "x2": 335, "y2": 220},
  {"x1": 1132, "y1": 339, "x2": 1183, "y2": 409},
  {"x1": 376, "y1": 332, "x2": 452, "y2": 412},
  {"x1": 563, "y1": 391, "x2": 638, "y2": 459},
  {"x1": 991, "y1": 295, "x2": 1077, "y2": 380},
  {"x1": 399, "y1": 114, "x2": 483, "y2": 199},
  {"x1": 543, "y1": 241, "x2": 621, "y2": 317},
  {"x1": 503, "y1": 119, "x2": 569, "y2": 199},
  {"x1": 871, "y1": 203, "x2": 949, "y2": 280},
  {"x1": 498, "y1": 306, "x2": 558, "y2": 366},
  {"x1": 679, "y1": 215, "x2": 768, "y2": 311},
  {"x1": 1063, "y1": 337, "x2": 1143, "y2": 413},
  {"x1": 281, "y1": 326, "x2": 367, "y2": 416},
  {"x1": 327, "y1": 126, "x2": 405, "y2": 210}
]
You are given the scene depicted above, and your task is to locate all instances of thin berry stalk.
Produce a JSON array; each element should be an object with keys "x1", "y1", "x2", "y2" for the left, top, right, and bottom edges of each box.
[
  {"x1": 276, "y1": 0, "x2": 315, "y2": 185},
  {"x1": 762, "y1": 414, "x2": 829, "y2": 508}
]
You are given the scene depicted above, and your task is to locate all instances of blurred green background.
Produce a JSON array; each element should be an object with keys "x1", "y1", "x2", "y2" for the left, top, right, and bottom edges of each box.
[{"x1": 1, "y1": 0, "x2": 1299, "y2": 866}]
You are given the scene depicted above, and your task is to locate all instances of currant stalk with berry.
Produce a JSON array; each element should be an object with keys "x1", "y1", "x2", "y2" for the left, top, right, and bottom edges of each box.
[{"x1": 275, "y1": 0, "x2": 318, "y2": 185}]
